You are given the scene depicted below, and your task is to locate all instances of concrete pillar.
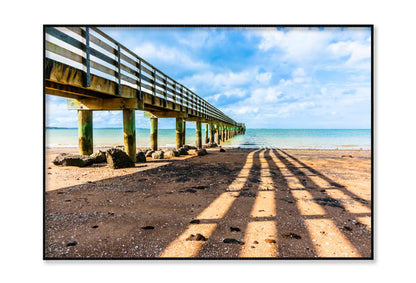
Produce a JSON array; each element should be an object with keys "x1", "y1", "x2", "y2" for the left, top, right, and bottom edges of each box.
[
  {"x1": 78, "y1": 110, "x2": 93, "y2": 155},
  {"x1": 176, "y1": 117, "x2": 184, "y2": 149},
  {"x1": 123, "y1": 109, "x2": 136, "y2": 162},
  {"x1": 182, "y1": 121, "x2": 186, "y2": 146},
  {"x1": 210, "y1": 123, "x2": 215, "y2": 144},
  {"x1": 205, "y1": 123, "x2": 209, "y2": 144},
  {"x1": 196, "y1": 121, "x2": 202, "y2": 149},
  {"x1": 215, "y1": 125, "x2": 220, "y2": 144},
  {"x1": 150, "y1": 117, "x2": 158, "y2": 151},
  {"x1": 220, "y1": 127, "x2": 223, "y2": 142}
]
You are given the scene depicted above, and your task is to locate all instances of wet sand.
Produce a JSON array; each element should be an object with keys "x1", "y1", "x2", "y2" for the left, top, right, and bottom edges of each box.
[{"x1": 44, "y1": 147, "x2": 372, "y2": 259}]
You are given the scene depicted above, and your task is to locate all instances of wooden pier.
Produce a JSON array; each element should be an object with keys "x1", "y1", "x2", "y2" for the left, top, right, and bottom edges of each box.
[{"x1": 45, "y1": 26, "x2": 245, "y2": 159}]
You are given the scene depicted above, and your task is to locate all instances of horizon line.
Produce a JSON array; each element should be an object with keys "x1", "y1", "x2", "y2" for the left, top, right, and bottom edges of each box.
[{"x1": 46, "y1": 127, "x2": 371, "y2": 130}]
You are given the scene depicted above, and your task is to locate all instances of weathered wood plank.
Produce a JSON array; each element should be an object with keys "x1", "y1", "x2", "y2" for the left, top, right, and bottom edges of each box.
[
  {"x1": 67, "y1": 98, "x2": 138, "y2": 110},
  {"x1": 45, "y1": 59, "x2": 136, "y2": 98},
  {"x1": 145, "y1": 111, "x2": 188, "y2": 118},
  {"x1": 46, "y1": 41, "x2": 84, "y2": 64}
]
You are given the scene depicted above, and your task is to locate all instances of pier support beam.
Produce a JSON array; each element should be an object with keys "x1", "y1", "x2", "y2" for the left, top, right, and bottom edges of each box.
[
  {"x1": 176, "y1": 117, "x2": 184, "y2": 149},
  {"x1": 215, "y1": 125, "x2": 220, "y2": 145},
  {"x1": 123, "y1": 109, "x2": 136, "y2": 162},
  {"x1": 78, "y1": 110, "x2": 93, "y2": 155},
  {"x1": 196, "y1": 121, "x2": 202, "y2": 149},
  {"x1": 205, "y1": 124, "x2": 209, "y2": 144},
  {"x1": 150, "y1": 117, "x2": 158, "y2": 151},
  {"x1": 182, "y1": 121, "x2": 186, "y2": 146},
  {"x1": 210, "y1": 123, "x2": 215, "y2": 144}
]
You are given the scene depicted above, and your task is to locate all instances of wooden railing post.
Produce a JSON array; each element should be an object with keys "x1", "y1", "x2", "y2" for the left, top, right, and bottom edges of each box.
[
  {"x1": 116, "y1": 43, "x2": 121, "y2": 95},
  {"x1": 85, "y1": 27, "x2": 91, "y2": 87},
  {"x1": 163, "y1": 75, "x2": 168, "y2": 107},
  {"x1": 152, "y1": 69, "x2": 156, "y2": 104}
]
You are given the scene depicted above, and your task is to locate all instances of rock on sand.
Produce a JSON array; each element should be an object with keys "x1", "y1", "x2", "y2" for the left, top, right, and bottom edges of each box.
[
  {"x1": 136, "y1": 152, "x2": 146, "y2": 163},
  {"x1": 106, "y1": 148, "x2": 135, "y2": 169},
  {"x1": 52, "y1": 153, "x2": 94, "y2": 167},
  {"x1": 152, "y1": 150, "x2": 164, "y2": 159}
]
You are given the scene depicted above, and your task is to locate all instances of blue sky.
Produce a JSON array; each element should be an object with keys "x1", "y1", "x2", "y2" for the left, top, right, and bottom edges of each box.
[{"x1": 46, "y1": 26, "x2": 371, "y2": 129}]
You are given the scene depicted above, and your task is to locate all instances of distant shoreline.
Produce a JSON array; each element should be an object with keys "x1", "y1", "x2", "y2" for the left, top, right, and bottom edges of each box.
[
  {"x1": 46, "y1": 127, "x2": 371, "y2": 130},
  {"x1": 46, "y1": 128, "x2": 371, "y2": 150},
  {"x1": 45, "y1": 145, "x2": 371, "y2": 151}
]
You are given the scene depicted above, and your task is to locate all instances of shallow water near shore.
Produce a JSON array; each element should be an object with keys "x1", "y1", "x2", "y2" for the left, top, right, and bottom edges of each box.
[{"x1": 46, "y1": 128, "x2": 371, "y2": 150}]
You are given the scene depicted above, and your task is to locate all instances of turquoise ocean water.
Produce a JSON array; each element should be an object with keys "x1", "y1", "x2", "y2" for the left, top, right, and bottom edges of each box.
[{"x1": 46, "y1": 128, "x2": 371, "y2": 150}]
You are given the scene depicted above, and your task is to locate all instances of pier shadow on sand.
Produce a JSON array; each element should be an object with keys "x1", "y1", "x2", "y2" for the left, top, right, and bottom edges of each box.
[{"x1": 44, "y1": 148, "x2": 372, "y2": 259}]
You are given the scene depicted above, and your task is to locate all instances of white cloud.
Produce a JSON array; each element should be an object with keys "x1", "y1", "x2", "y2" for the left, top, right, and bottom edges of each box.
[
  {"x1": 234, "y1": 106, "x2": 259, "y2": 115},
  {"x1": 176, "y1": 28, "x2": 226, "y2": 49},
  {"x1": 274, "y1": 101, "x2": 315, "y2": 118},
  {"x1": 258, "y1": 29, "x2": 284, "y2": 50},
  {"x1": 256, "y1": 27, "x2": 371, "y2": 72},
  {"x1": 133, "y1": 43, "x2": 208, "y2": 70},
  {"x1": 247, "y1": 86, "x2": 283, "y2": 104},
  {"x1": 292, "y1": 68, "x2": 306, "y2": 77},
  {"x1": 256, "y1": 72, "x2": 272, "y2": 83},
  {"x1": 207, "y1": 88, "x2": 247, "y2": 102},
  {"x1": 46, "y1": 99, "x2": 77, "y2": 127},
  {"x1": 279, "y1": 78, "x2": 293, "y2": 86},
  {"x1": 257, "y1": 28, "x2": 337, "y2": 62},
  {"x1": 183, "y1": 70, "x2": 252, "y2": 90},
  {"x1": 291, "y1": 67, "x2": 312, "y2": 83},
  {"x1": 327, "y1": 40, "x2": 371, "y2": 65}
]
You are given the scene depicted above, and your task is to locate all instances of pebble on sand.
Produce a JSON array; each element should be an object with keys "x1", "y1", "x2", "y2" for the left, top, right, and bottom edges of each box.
[{"x1": 186, "y1": 233, "x2": 207, "y2": 241}]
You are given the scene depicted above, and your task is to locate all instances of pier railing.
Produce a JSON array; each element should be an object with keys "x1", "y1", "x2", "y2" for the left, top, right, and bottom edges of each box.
[{"x1": 45, "y1": 26, "x2": 238, "y2": 126}]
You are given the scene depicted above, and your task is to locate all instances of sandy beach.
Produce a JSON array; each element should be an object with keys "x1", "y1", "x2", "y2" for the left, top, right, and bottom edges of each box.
[{"x1": 44, "y1": 147, "x2": 372, "y2": 259}]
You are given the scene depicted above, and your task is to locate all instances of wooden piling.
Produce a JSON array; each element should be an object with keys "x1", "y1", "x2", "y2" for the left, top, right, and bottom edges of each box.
[
  {"x1": 205, "y1": 123, "x2": 209, "y2": 144},
  {"x1": 182, "y1": 121, "x2": 186, "y2": 146},
  {"x1": 123, "y1": 109, "x2": 136, "y2": 162},
  {"x1": 150, "y1": 117, "x2": 158, "y2": 151},
  {"x1": 210, "y1": 123, "x2": 215, "y2": 144},
  {"x1": 78, "y1": 110, "x2": 93, "y2": 155},
  {"x1": 196, "y1": 121, "x2": 202, "y2": 149},
  {"x1": 215, "y1": 125, "x2": 220, "y2": 144},
  {"x1": 176, "y1": 117, "x2": 184, "y2": 149}
]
